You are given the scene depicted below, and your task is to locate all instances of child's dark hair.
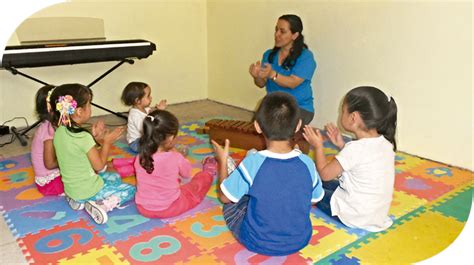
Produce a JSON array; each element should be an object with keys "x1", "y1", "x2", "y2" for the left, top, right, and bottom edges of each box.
[
  {"x1": 121, "y1": 82, "x2": 149, "y2": 106},
  {"x1": 139, "y1": 109, "x2": 179, "y2": 174},
  {"x1": 268, "y1": 14, "x2": 308, "y2": 70},
  {"x1": 345, "y1": 86, "x2": 398, "y2": 150},
  {"x1": 35, "y1": 84, "x2": 55, "y2": 121},
  {"x1": 49, "y1": 83, "x2": 93, "y2": 135},
  {"x1": 254, "y1": 92, "x2": 300, "y2": 140}
]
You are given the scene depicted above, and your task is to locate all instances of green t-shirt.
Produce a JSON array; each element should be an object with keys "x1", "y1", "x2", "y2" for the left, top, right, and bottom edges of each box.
[{"x1": 53, "y1": 126, "x2": 104, "y2": 200}]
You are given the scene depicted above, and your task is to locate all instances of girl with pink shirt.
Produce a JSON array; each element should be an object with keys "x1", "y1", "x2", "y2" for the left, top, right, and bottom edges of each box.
[
  {"x1": 134, "y1": 109, "x2": 216, "y2": 218},
  {"x1": 31, "y1": 85, "x2": 64, "y2": 195}
]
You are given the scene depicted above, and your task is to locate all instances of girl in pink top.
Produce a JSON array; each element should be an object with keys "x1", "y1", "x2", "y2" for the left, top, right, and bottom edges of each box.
[
  {"x1": 31, "y1": 85, "x2": 64, "y2": 195},
  {"x1": 134, "y1": 109, "x2": 216, "y2": 218}
]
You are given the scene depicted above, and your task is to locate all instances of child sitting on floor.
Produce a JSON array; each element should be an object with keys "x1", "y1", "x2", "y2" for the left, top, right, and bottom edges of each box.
[
  {"x1": 212, "y1": 91, "x2": 324, "y2": 256},
  {"x1": 31, "y1": 85, "x2": 64, "y2": 196},
  {"x1": 134, "y1": 109, "x2": 216, "y2": 218},
  {"x1": 302, "y1": 86, "x2": 397, "y2": 232},
  {"x1": 121, "y1": 81, "x2": 167, "y2": 153},
  {"x1": 51, "y1": 83, "x2": 136, "y2": 224}
]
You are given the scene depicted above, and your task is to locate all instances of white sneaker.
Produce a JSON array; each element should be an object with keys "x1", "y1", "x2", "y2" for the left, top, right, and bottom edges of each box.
[
  {"x1": 85, "y1": 201, "x2": 108, "y2": 224},
  {"x1": 66, "y1": 196, "x2": 85, "y2": 210}
]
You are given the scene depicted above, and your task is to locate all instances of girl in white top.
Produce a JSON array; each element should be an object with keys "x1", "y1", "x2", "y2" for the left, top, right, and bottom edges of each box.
[
  {"x1": 121, "y1": 82, "x2": 167, "y2": 153},
  {"x1": 303, "y1": 86, "x2": 398, "y2": 232}
]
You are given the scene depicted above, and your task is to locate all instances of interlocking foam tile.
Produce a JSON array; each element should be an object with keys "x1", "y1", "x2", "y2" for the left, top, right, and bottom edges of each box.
[
  {"x1": 0, "y1": 183, "x2": 59, "y2": 212},
  {"x1": 0, "y1": 167, "x2": 35, "y2": 191},
  {"x1": 176, "y1": 134, "x2": 206, "y2": 147},
  {"x1": 4, "y1": 196, "x2": 89, "y2": 237},
  {"x1": 190, "y1": 144, "x2": 215, "y2": 157},
  {"x1": 171, "y1": 205, "x2": 235, "y2": 252},
  {"x1": 430, "y1": 185, "x2": 473, "y2": 222},
  {"x1": 395, "y1": 172, "x2": 454, "y2": 201},
  {"x1": 18, "y1": 219, "x2": 104, "y2": 264},
  {"x1": 394, "y1": 152, "x2": 425, "y2": 173},
  {"x1": 0, "y1": 153, "x2": 32, "y2": 174},
  {"x1": 58, "y1": 245, "x2": 129, "y2": 265},
  {"x1": 89, "y1": 202, "x2": 165, "y2": 244},
  {"x1": 206, "y1": 183, "x2": 221, "y2": 205},
  {"x1": 345, "y1": 210, "x2": 465, "y2": 264},
  {"x1": 122, "y1": 175, "x2": 137, "y2": 186},
  {"x1": 299, "y1": 214, "x2": 358, "y2": 263},
  {"x1": 181, "y1": 123, "x2": 203, "y2": 134},
  {"x1": 112, "y1": 138, "x2": 137, "y2": 156},
  {"x1": 1, "y1": 118, "x2": 472, "y2": 264},
  {"x1": 389, "y1": 190, "x2": 428, "y2": 219},
  {"x1": 326, "y1": 254, "x2": 361, "y2": 265},
  {"x1": 212, "y1": 241, "x2": 310, "y2": 265},
  {"x1": 114, "y1": 225, "x2": 201, "y2": 264},
  {"x1": 409, "y1": 160, "x2": 474, "y2": 187},
  {"x1": 161, "y1": 197, "x2": 218, "y2": 224},
  {"x1": 310, "y1": 207, "x2": 368, "y2": 238},
  {"x1": 176, "y1": 252, "x2": 224, "y2": 265}
]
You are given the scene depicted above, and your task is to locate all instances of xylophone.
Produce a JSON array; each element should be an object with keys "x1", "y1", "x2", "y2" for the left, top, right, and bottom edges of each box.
[{"x1": 202, "y1": 119, "x2": 310, "y2": 154}]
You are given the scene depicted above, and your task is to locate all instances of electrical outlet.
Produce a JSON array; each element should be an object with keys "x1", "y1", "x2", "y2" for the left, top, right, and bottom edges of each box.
[{"x1": 0, "y1": 125, "x2": 10, "y2": 136}]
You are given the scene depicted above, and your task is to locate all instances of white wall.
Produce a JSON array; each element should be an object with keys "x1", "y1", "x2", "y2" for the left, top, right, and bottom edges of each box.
[
  {"x1": 1, "y1": 0, "x2": 208, "y2": 125},
  {"x1": 207, "y1": 1, "x2": 473, "y2": 170},
  {"x1": 1, "y1": 0, "x2": 472, "y2": 170}
]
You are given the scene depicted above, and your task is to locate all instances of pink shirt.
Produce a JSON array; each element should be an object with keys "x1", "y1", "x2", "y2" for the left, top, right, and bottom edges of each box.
[
  {"x1": 31, "y1": 121, "x2": 60, "y2": 185},
  {"x1": 134, "y1": 151, "x2": 192, "y2": 211}
]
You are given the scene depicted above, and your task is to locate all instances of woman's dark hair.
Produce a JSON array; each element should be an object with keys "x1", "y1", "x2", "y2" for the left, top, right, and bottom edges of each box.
[
  {"x1": 268, "y1": 14, "x2": 308, "y2": 70},
  {"x1": 344, "y1": 86, "x2": 398, "y2": 150},
  {"x1": 121, "y1": 82, "x2": 149, "y2": 106},
  {"x1": 254, "y1": 92, "x2": 300, "y2": 140},
  {"x1": 49, "y1": 83, "x2": 93, "y2": 136},
  {"x1": 139, "y1": 109, "x2": 179, "y2": 174},
  {"x1": 35, "y1": 84, "x2": 55, "y2": 121}
]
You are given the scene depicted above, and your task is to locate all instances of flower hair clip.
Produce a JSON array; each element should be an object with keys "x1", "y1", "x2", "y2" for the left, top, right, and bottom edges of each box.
[{"x1": 56, "y1": 95, "x2": 77, "y2": 126}]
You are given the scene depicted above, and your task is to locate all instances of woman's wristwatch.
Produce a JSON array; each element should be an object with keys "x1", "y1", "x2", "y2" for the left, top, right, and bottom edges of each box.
[{"x1": 271, "y1": 72, "x2": 279, "y2": 81}]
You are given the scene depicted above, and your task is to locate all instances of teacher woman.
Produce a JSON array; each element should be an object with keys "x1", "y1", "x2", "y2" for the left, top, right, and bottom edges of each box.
[{"x1": 249, "y1": 14, "x2": 317, "y2": 125}]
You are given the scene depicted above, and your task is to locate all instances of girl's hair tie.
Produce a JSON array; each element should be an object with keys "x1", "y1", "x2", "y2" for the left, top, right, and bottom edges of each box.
[
  {"x1": 46, "y1": 86, "x2": 56, "y2": 112},
  {"x1": 56, "y1": 95, "x2": 77, "y2": 126},
  {"x1": 146, "y1": 115, "x2": 155, "y2": 122}
]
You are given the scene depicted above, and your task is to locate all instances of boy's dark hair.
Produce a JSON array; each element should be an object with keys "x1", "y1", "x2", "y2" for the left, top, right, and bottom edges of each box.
[
  {"x1": 35, "y1": 84, "x2": 55, "y2": 121},
  {"x1": 268, "y1": 14, "x2": 308, "y2": 70},
  {"x1": 121, "y1": 82, "x2": 149, "y2": 106},
  {"x1": 254, "y1": 92, "x2": 300, "y2": 140},
  {"x1": 139, "y1": 109, "x2": 179, "y2": 174},
  {"x1": 49, "y1": 83, "x2": 93, "y2": 136},
  {"x1": 345, "y1": 86, "x2": 398, "y2": 151}
]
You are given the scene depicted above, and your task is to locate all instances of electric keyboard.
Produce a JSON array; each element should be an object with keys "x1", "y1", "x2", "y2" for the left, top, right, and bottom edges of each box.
[{"x1": 1, "y1": 39, "x2": 156, "y2": 68}]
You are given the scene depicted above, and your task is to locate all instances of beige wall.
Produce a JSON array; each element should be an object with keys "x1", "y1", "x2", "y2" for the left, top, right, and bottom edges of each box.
[
  {"x1": 1, "y1": 0, "x2": 208, "y2": 124},
  {"x1": 1, "y1": 1, "x2": 472, "y2": 170},
  {"x1": 207, "y1": 1, "x2": 473, "y2": 170}
]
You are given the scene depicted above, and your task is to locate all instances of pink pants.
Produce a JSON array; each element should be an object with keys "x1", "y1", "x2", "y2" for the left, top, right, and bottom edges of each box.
[
  {"x1": 136, "y1": 171, "x2": 213, "y2": 218},
  {"x1": 36, "y1": 175, "x2": 64, "y2": 196}
]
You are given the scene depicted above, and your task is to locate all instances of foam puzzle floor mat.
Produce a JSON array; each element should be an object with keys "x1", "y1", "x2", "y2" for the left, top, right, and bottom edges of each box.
[{"x1": 0, "y1": 119, "x2": 472, "y2": 264}]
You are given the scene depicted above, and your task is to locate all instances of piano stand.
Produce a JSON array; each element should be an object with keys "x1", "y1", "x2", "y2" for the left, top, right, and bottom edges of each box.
[{"x1": 6, "y1": 59, "x2": 133, "y2": 135}]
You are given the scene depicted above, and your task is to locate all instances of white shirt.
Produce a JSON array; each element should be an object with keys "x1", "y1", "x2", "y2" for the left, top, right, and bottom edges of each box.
[
  {"x1": 126, "y1": 107, "x2": 151, "y2": 144},
  {"x1": 331, "y1": 135, "x2": 395, "y2": 232}
]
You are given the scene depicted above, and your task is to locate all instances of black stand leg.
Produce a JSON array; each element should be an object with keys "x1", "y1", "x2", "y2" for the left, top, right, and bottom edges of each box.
[
  {"x1": 5, "y1": 60, "x2": 134, "y2": 126},
  {"x1": 86, "y1": 59, "x2": 134, "y2": 120},
  {"x1": 5, "y1": 67, "x2": 50, "y2": 136},
  {"x1": 6, "y1": 67, "x2": 49, "y2": 86},
  {"x1": 20, "y1": 119, "x2": 42, "y2": 136}
]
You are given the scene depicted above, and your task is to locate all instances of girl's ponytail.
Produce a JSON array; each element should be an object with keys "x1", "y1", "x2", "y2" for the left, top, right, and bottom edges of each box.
[
  {"x1": 345, "y1": 86, "x2": 398, "y2": 151},
  {"x1": 139, "y1": 110, "x2": 179, "y2": 174},
  {"x1": 139, "y1": 116, "x2": 161, "y2": 174},
  {"x1": 378, "y1": 97, "x2": 398, "y2": 151}
]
